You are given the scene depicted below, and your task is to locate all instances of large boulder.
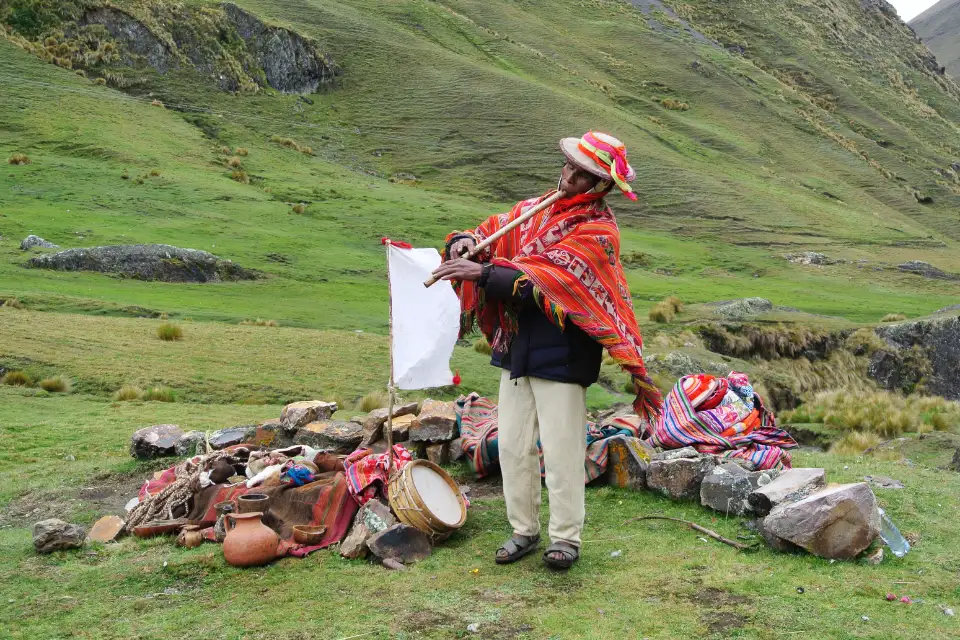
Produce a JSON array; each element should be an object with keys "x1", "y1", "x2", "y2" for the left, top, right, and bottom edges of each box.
[
  {"x1": 762, "y1": 483, "x2": 880, "y2": 560},
  {"x1": 280, "y1": 401, "x2": 338, "y2": 431},
  {"x1": 647, "y1": 456, "x2": 716, "y2": 500},
  {"x1": 700, "y1": 463, "x2": 775, "y2": 515},
  {"x1": 872, "y1": 315, "x2": 960, "y2": 400},
  {"x1": 426, "y1": 442, "x2": 451, "y2": 466},
  {"x1": 295, "y1": 420, "x2": 363, "y2": 453},
  {"x1": 33, "y1": 519, "x2": 86, "y2": 553},
  {"x1": 748, "y1": 468, "x2": 826, "y2": 516},
  {"x1": 27, "y1": 244, "x2": 260, "y2": 283},
  {"x1": 174, "y1": 430, "x2": 206, "y2": 457},
  {"x1": 367, "y1": 524, "x2": 432, "y2": 564},
  {"x1": 605, "y1": 436, "x2": 654, "y2": 491},
  {"x1": 130, "y1": 424, "x2": 184, "y2": 459},
  {"x1": 897, "y1": 261, "x2": 959, "y2": 281},
  {"x1": 20, "y1": 235, "x2": 59, "y2": 250},
  {"x1": 409, "y1": 400, "x2": 458, "y2": 443},
  {"x1": 360, "y1": 401, "x2": 420, "y2": 446},
  {"x1": 208, "y1": 425, "x2": 257, "y2": 450}
]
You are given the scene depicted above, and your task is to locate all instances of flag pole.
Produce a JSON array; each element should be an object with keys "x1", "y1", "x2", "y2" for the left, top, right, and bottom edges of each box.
[{"x1": 384, "y1": 240, "x2": 396, "y2": 475}]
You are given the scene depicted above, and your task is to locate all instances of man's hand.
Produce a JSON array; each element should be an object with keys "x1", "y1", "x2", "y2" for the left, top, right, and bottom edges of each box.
[
  {"x1": 449, "y1": 238, "x2": 476, "y2": 259},
  {"x1": 432, "y1": 258, "x2": 484, "y2": 282}
]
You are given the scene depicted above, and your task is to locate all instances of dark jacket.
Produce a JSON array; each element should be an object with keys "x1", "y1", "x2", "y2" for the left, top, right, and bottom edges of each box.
[{"x1": 482, "y1": 264, "x2": 603, "y2": 387}]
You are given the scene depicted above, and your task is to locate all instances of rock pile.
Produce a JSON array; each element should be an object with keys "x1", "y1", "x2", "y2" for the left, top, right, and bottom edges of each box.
[{"x1": 20, "y1": 235, "x2": 59, "y2": 250}]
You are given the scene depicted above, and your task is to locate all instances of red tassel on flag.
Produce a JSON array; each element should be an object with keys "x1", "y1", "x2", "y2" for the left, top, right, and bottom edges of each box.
[
  {"x1": 381, "y1": 237, "x2": 413, "y2": 249},
  {"x1": 453, "y1": 371, "x2": 462, "y2": 386}
]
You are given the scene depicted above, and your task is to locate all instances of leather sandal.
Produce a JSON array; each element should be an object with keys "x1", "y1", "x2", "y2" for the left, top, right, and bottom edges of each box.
[
  {"x1": 495, "y1": 534, "x2": 540, "y2": 565},
  {"x1": 543, "y1": 541, "x2": 579, "y2": 570}
]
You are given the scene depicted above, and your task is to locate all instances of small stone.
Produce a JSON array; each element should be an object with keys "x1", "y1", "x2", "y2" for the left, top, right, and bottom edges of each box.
[
  {"x1": 426, "y1": 442, "x2": 451, "y2": 466},
  {"x1": 861, "y1": 616, "x2": 869, "y2": 622},
  {"x1": 207, "y1": 425, "x2": 257, "y2": 450},
  {"x1": 367, "y1": 524, "x2": 432, "y2": 564},
  {"x1": 280, "y1": 400, "x2": 338, "y2": 431},
  {"x1": 652, "y1": 446, "x2": 701, "y2": 461},
  {"x1": 410, "y1": 399, "x2": 458, "y2": 443},
  {"x1": 863, "y1": 475, "x2": 904, "y2": 490},
  {"x1": 862, "y1": 547, "x2": 884, "y2": 565},
  {"x1": 610, "y1": 550, "x2": 623, "y2": 558},
  {"x1": 130, "y1": 424, "x2": 184, "y2": 459},
  {"x1": 294, "y1": 420, "x2": 363, "y2": 453},
  {"x1": 647, "y1": 456, "x2": 716, "y2": 500},
  {"x1": 87, "y1": 515, "x2": 125, "y2": 543},
  {"x1": 449, "y1": 437, "x2": 466, "y2": 461},
  {"x1": 360, "y1": 402, "x2": 419, "y2": 446},
  {"x1": 605, "y1": 436, "x2": 652, "y2": 490},
  {"x1": 33, "y1": 519, "x2": 86, "y2": 554},
  {"x1": 467, "y1": 623, "x2": 480, "y2": 633},
  {"x1": 340, "y1": 519, "x2": 371, "y2": 560},
  {"x1": 64, "y1": 454, "x2": 76, "y2": 461},
  {"x1": 944, "y1": 608, "x2": 955, "y2": 617},
  {"x1": 174, "y1": 431, "x2": 206, "y2": 457},
  {"x1": 362, "y1": 500, "x2": 398, "y2": 534},
  {"x1": 748, "y1": 468, "x2": 827, "y2": 516},
  {"x1": 340, "y1": 501, "x2": 397, "y2": 560},
  {"x1": 382, "y1": 558, "x2": 407, "y2": 571}
]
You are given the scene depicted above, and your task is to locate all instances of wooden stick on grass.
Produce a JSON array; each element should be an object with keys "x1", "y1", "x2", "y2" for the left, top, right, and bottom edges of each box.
[{"x1": 624, "y1": 515, "x2": 756, "y2": 551}]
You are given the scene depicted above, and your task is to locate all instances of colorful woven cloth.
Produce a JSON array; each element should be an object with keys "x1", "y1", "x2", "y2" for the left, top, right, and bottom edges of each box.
[
  {"x1": 343, "y1": 446, "x2": 413, "y2": 505},
  {"x1": 652, "y1": 373, "x2": 797, "y2": 470},
  {"x1": 447, "y1": 191, "x2": 661, "y2": 421}
]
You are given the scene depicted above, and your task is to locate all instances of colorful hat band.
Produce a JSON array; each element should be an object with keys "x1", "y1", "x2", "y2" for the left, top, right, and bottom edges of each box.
[{"x1": 577, "y1": 132, "x2": 637, "y2": 201}]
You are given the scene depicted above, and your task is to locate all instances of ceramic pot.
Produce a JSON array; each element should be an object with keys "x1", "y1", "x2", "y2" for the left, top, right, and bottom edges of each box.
[
  {"x1": 238, "y1": 493, "x2": 270, "y2": 514},
  {"x1": 223, "y1": 512, "x2": 279, "y2": 568}
]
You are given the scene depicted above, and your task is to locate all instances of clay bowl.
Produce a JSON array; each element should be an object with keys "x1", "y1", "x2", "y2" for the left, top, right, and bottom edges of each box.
[
  {"x1": 292, "y1": 525, "x2": 327, "y2": 545},
  {"x1": 238, "y1": 493, "x2": 270, "y2": 514}
]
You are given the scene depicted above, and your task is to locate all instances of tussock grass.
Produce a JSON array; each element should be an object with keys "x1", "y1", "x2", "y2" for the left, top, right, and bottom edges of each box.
[
  {"x1": 113, "y1": 385, "x2": 143, "y2": 401},
  {"x1": 1, "y1": 371, "x2": 33, "y2": 387},
  {"x1": 239, "y1": 318, "x2": 279, "y2": 327},
  {"x1": 2, "y1": 297, "x2": 25, "y2": 309},
  {"x1": 271, "y1": 135, "x2": 312, "y2": 155},
  {"x1": 235, "y1": 148, "x2": 249, "y2": 156},
  {"x1": 150, "y1": 100, "x2": 164, "y2": 108},
  {"x1": 332, "y1": 395, "x2": 356, "y2": 414},
  {"x1": 845, "y1": 328, "x2": 887, "y2": 355},
  {"x1": 473, "y1": 337, "x2": 493, "y2": 355},
  {"x1": 231, "y1": 170, "x2": 249, "y2": 184},
  {"x1": 143, "y1": 386, "x2": 176, "y2": 402},
  {"x1": 661, "y1": 98, "x2": 690, "y2": 111},
  {"x1": 358, "y1": 390, "x2": 390, "y2": 412},
  {"x1": 648, "y1": 302, "x2": 676, "y2": 323},
  {"x1": 8, "y1": 153, "x2": 31, "y2": 165},
  {"x1": 38, "y1": 375, "x2": 71, "y2": 393},
  {"x1": 699, "y1": 323, "x2": 835, "y2": 360},
  {"x1": 157, "y1": 323, "x2": 184, "y2": 341},
  {"x1": 830, "y1": 431, "x2": 883, "y2": 455},
  {"x1": 663, "y1": 296, "x2": 684, "y2": 314},
  {"x1": 881, "y1": 313, "x2": 906, "y2": 322},
  {"x1": 219, "y1": 146, "x2": 232, "y2": 154},
  {"x1": 149, "y1": 169, "x2": 161, "y2": 177},
  {"x1": 93, "y1": 77, "x2": 106, "y2": 85},
  {"x1": 292, "y1": 203, "x2": 306, "y2": 214},
  {"x1": 227, "y1": 157, "x2": 243, "y2": 169}
]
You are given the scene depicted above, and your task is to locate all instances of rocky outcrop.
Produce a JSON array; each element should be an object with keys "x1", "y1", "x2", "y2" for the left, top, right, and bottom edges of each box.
[
  {"x1": 897, "y1": 260, "x2": 959, "y2": 280},
  {"x1": 130, "y1": 424, "x2": 184, "y2": 459},
  {"x1": 709, "y1": 297, "x2": 773, "y2": 319},
  {"x1": 872, "y1": 314, "x2": 960, "y2": 400},
  {"x1": 20, "y1": 235, "x2": 59, "y2": 250},
  {"x1": 28, "y1": 244, "x2": 260, "y2": 283},
  {"x1": 785, "y1": 252, "x2": 837, "y2": 265},
  {"x1": 80, "y1": 7, "x2": 174, "y2": 73}
]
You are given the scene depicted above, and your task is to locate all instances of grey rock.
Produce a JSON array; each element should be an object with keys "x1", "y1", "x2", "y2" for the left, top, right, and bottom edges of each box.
[
  {"x1": 294, "y1": 420, "x2": 363, "y2": 453},
  {"x1": 653, "y1": 446, "x2": 701, "y2": 461},
  {"x1": 785, "y1": 252, "x2": 836, "y2": 266},
  {"x1": 340, "y1": 500, "x2": 397, "y2": 560},
  {"x1": 897, "y1": 261, "x2": 959, "y2": 281},
  {"x1": 208, "y1": 425, "x2": 257, "y2": 450},
  {"x1": 33, "y1": 519, "x2": 86, "y2": 554},
  {"x1": 360, "y1": 401, "x2": 419, "y2": 446},
  {"x1": 864, "y1": 475, "x2": 904, "y2": 490},
  {"x1": 605, "y1": 436, "x2": 653, "y2": 490},
  {"x1": 280, "y1": 401, "x2": 338, "y2": 432},
  {"x1": 174, "y1": 430, "x2": 207, "y2": 457},
  {"x1": 130, "y1": 424, "x2": 184, "y2": 459},
  {"x1": 80, "y1": 7, "x2": 175, "y2": 73},
  {"x1": 755, "y1": 516, "x2": 801, "y2": 553},
  {"x1": 951, "y1": 449, "x2": 960, "y2": 473},
  {"x1": 647, "y1": 456, "x2": 716, "y2": 500},
  {"x1": 28, "y1": 244, "x2": 260, "y2": 283},
  {"x1": 20, "y1": 235, "x2": 59, "y2": 251},
  {"x1": 449, "y1": 437, "x2": 466, "y2": 461},
  {"x1": 710, "y1": 297, "x2": 773, "y2": 319},
  {"x1": 748, "y1": 468, "x2": 826, "y2": 516},
  {"x1": 763, "y1": 483, "x2": 880, "y2": 560},
  {"x1": 700, "y1": 463, "x2": 773, "y2": 515},
  {"x1": 410, "y1": 399, "x2": 458, "y2": 443},
  {"x1": 873, "y1": 315, "x2": 960, "y2": 400},
  {"x1": 426, "y1": 442, "x2": 451, "y2": 466},
  {"x1": 367, "y1": 524, "x2": 432, "y2": 563}
]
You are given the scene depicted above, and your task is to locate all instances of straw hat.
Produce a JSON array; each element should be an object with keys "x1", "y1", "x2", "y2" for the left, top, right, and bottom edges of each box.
[{"x1": 560, "y1": 131, "x2": 637, "y2": 200}]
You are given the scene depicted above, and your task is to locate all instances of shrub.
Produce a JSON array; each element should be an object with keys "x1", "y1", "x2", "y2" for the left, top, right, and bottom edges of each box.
[
  {"x1": 474, "y1": 338, "x2": 493, "y2": 355},
  {"x1": 1, "y1": 371, "x2": 33, "y2": 387},
  {"x1": 8, "y1": 153, "x2": 31, "y2": 165},
  {"x1": 231, "y1": 170, "x2": 249, "y2": 184},
  {"x1": 2, "y1": 297, "x2": 25, "y2": 309},
  {"x1": 94, "y1": 77, "x2": 106, "y2": 86},
  {"x1": 661, "y1": 98, "x2": 690, "y2": 111},
  {"x1": 227, "y1": 156, "x2": 243, "y2": 169},
  {"x1": 39, "y1": 375, "x2": 71, "y2": 393},
  {"x1": 114, "y1": 385, "x2": 143, "y2": 401},
  {"x1": 292, "y1": 203, "x2": 306, "y2": 214},
  {"x1": 240, "y1": 318, "x2": 279, "y2": 327},
  {"x1": 235, "y1": 147, "x2": 249, "y2": 156},
  {"x1": 219, "y1": 146, "x2": 232, "y2": 154},
  {"x1": 143, "y1": 386, "x2": 176, "y2": 402},
  {"x1": 844, "y1": 328, "x2": 887, "y2": 356},
  {"x1": 300, "y1": 146, "x2": 313, "y2": 156},
  {"x1": 648, "y1": 302, "x2": 676, "y2": 323},
  {"x1": 358, "y1": 390, "x2": 390, "y2": 412},
  {"x1": 157, "y1": 322, "x2": 184, "y2": 341},
  {"x1": 149, "y1": 169, "x2": 161, "y2": 177},
  {"x1": 881, "y1": 313, "x2": 906, "y2": 322},
  {"x1": 663, "y1": 296, "x2": 684, "y2": 313},
  {"x1": 830, "y1": 431, "x2": 883, "y2": 456}
]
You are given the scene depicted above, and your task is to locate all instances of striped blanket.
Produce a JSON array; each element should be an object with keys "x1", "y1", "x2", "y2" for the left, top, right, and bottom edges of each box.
[
  {"x1": 455, "y1": 393, "x2": 642, "y2": 482},
  {"x1": 652, "y1": 374, "x2": 797, "y2": 470}
]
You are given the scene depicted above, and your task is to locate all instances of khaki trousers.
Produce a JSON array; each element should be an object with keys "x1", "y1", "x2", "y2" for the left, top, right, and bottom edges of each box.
[{"x1": 498, "y1": 370, "x2": 587, "y2": 547}]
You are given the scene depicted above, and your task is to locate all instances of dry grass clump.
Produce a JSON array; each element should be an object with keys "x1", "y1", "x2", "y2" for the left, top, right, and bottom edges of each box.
[
  {"x1": 227, "y1": 157, "x2": 243, "y2": 169},
  {"x1": 1, "y1": 371, "x2": 33, "y2": 387},
  {"x1": 157, "y1": 322, "x2": 184, "y2": 341},
  {"x1": 151, "y1": 100, "x2": 164, "y2": 108},
  {"x1": 231, "y1": 170, "x2": 250, "y2": 184},
  {"x1": 300, "y1": 146, "x2": 313, "y2": 156},
  {"x1": 114, "y1": 385, "x2": 143, "y2": 401},
  {"x1": 143, "y1": 386, "x2": 176, "y2": 402},
  {"x1": 830, "y1": 431, "x2": 883, "y2": 456},
  {"x1": 844, "y1": 328, "x2": 887, "y2": 356},
  {"x1": 292, "y1": 203, "x2": 306, "y2": 214},
  {"x1": 661, "y1": 98, "x2": 690, "y2": 111},
  {"x1": 94, "y1": 77, "x2": 107, "y2": 86},
  {"x1": 39, "y1": 375, "x2": 72, "y2": 393},
  {"x1": 235, "y1": 148, "x2": 249, "y2": 156},
  {"x1": 648, "y1": 301, "x2": 676, "y2": 323},
  {"x1": 783, "y1": 389, "x2": 960, "y2": 437},
  {"x1": 881, "y1": 313, "x2": 907, "y2": 322},
  {"x1": 2, "y1": 297, "x2": 25, "y2": 309},
  {"x1": 663, "y1": 296, "x2": 684, "y2": 313},
  {"x1": 219, "y1": 146, "x2": 232, "y2": 154},
  {"x1": 149, "y1": 169, "x2": 161, "y2": 177},
  {"x1": 698, "y1": 323, "x2": 834, "y2": 360},
  {"x1": 240, "y1": 318, "x2": 279, "y2": 327},
  {"x1": 8, "y1": 154, "x2": 31, "y2": 165},
  {"x1": 474, "y1": 337, "x2": 493, "y2": 355},
  {"x1": 271, "y1": 135, "x2": 313, "y2": 155},
  {"x1": 358, "y1": 390, "x2": 390, "y2": 412}
]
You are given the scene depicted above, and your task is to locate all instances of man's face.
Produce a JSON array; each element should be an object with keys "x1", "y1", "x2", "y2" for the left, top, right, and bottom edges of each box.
[{"x1": 560, "y1": 160, "x2": 600, "y2": 195}]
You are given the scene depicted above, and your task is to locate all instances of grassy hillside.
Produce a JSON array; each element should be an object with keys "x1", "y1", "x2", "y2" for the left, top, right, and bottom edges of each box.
[{"x1": 913, "y1": 0, "x2": 960, "y2": 79}]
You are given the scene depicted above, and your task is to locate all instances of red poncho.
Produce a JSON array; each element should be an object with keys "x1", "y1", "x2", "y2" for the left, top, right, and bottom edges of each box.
[{"x1": 447, "y1": 190, "x2": 662, "y2": 422}]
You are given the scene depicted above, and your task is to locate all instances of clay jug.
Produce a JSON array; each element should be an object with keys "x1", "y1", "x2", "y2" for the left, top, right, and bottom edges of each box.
[{"x1": 222, "y1": 512, "x2": 279, "y2": 568}]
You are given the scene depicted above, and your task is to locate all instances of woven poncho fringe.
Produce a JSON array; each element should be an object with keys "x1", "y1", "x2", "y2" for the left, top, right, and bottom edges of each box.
[{"x1": 447, "y1": 190, "x2": 662, "y2": 422}]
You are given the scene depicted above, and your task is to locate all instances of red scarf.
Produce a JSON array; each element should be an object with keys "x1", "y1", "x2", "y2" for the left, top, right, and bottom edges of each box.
[{"x1": 447, "y1": 190, "x2": 662, "y2": 422}]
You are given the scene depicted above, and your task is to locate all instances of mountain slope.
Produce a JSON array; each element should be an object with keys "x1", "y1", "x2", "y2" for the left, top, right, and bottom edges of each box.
[{"x1": 912, "y1": 0, "x2": 960, "y2": 79}]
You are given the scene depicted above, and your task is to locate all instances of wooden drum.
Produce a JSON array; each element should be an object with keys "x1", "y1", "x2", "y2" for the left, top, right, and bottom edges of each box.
[{"x1": 388, "y1": 460, "x2": 467, "y2": 541}]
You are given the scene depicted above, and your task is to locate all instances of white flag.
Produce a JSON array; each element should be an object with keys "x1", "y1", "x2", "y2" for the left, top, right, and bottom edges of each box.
[{"x1": 388, "y1": 244, "x2": 461, "y2": 390}]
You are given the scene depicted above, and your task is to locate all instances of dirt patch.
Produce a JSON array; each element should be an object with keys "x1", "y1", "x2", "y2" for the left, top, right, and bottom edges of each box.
[
  {"x1": 458, "y1": 474, "x2": 504, "y2": 500},
  {"x1": 702, "y1": 611, "x2": 748, "y2": 634},
  {"x1": 694, "y1": 587, "x2": 751, "y2": 606},
  {"x1": 396, "y1": 608, "x2": 459, "y2": 635}
]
